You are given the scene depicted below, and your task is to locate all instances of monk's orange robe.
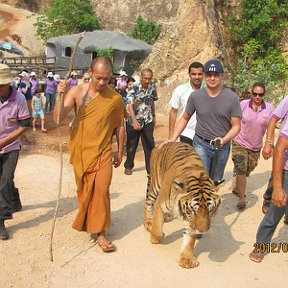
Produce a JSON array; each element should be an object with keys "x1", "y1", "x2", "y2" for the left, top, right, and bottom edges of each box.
[{"x1": 69, "y1": 87, "x2": 125, "y2": 233}]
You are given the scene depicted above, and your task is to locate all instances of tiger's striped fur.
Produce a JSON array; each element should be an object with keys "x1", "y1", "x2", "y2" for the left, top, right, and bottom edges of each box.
[{"x1": 144, "y1": 142, "x2": 221, "y2": 268}]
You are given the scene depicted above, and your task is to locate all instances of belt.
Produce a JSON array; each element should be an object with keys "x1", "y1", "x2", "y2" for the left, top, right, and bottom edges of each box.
[
  {"x1": 195, "y1": 134, "x2": 212, "y2": 144},
  {"x1": 196, "y1": 134, "x2": 219, "y2": 147}
]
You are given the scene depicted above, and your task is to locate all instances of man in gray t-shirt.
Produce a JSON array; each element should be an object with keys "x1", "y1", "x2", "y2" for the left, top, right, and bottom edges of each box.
[{"x1": 160, "y1": 59, "x2": 242, "y2": 183}]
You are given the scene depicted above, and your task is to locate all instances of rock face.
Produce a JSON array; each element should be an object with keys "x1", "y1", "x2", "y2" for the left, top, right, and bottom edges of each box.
[
  {"x1": 91, "y1": 0, "x2": 238, "y2": 111},
  {"x1": 2, "y1": 0, "x2": 288, "y2": 111}
]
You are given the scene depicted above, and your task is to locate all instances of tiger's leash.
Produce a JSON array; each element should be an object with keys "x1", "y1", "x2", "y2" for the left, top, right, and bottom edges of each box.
[{"x1": 49, "y1": 31, "x2": 86, "y2": 262}]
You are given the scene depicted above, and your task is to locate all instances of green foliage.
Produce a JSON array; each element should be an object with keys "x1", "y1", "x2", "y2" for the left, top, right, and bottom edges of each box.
[
  {"x1": 96, "y1": 47, "x2": 114, "y2": 60},
  {"x1": 227, "y1": 0, "x2": 288, "y2": 101},
  {"x1": 131, "y1": 15, "x2": 161, "y2": 45},
  {"x1": 34, "y1": 0, "x2": 101, "y2": 44}
]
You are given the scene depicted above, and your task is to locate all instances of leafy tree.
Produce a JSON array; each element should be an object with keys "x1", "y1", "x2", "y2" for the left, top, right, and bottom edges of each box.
[
  {"x1": 228, "y1": 0, "x2": 288, "y2": 102},
  {"x1": 131, "y1": 15, "x2": 161, "y2": 45},
  {"x1": 34, "y1": 0, "x2": 101, "y2": 43}
]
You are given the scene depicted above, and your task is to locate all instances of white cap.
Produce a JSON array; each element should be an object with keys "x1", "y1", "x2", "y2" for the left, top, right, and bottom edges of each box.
[
  {"x1": 47, "y1": 72, "x2": 54, "y2": 77},
  {"x1": 119, "y1": 70, "x2": 128, "y2": 77},
  {"x1": 19, "y1": 71, "x2": 28, "y2": 77},
  {"x1": 54, "y1": 74, "x2": 60, "y2": 81},
  {"x1": 30, "y1": 71, "x2": 37, "y2": 77}
]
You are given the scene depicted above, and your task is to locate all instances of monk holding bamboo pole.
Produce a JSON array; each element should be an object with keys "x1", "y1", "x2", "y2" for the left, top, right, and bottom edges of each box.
[{"x1": 54, "y1": 56, "x2": 126, "y2": 252}]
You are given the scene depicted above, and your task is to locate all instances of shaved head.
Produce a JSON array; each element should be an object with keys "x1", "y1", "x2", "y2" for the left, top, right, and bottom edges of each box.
[{"x1": 90, "y1": 56, "x2": 113, "y2": 71}]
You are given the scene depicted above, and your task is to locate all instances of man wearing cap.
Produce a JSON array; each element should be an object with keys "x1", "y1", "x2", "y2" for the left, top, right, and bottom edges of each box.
[
  {"x1": 19, "y1": 71, "x2": 33, "y2": 115},
  {"x1": 169, "y1": 61, "x2": 204, "y2": 146},
  {"x1": 68, "y1": 71, "x2": 78, "y2": 91},
  {"x1": 0, "y1": 64, "x2": 31, "y2": 240},
  {"x1": 30, "y1": 72, "x2": 40, "y2": 96},
  {"x1": 44, "y1": 72, "x2": 57, "y2": 113},
  {"x1": 160, "y1": 59, "x2": 241, "y2": 183}
]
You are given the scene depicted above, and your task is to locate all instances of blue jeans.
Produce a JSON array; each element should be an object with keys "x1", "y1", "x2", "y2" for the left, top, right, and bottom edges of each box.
[
  {"x1": 256, "y1": 170, "x2": 288, "y2": 244},
  {"x1": 193, "y1": 134, "x2": 230, "y2": 182},
  {"x1": 45, "y1": 93, "x2": 53, "y2": 113}
]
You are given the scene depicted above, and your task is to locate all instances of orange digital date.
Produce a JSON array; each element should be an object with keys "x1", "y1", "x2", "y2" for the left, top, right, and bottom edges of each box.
[{"x1": 253, "y1": 242, "x2": 288, "y2": 253}]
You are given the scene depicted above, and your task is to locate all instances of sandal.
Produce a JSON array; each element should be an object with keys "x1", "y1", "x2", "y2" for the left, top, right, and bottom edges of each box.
[
  {"x1": 249, "y1": 251, "x2": 264, "y2": 263},
  {"x1": 237, "y1": 199, "x2": 246, "y2": 210},
  {"x1": 98, "y1": 241, "x2": 117, "y2": 253},
  {"x1": 41, "y1": 129, "x2": 48, "y2": 133}
]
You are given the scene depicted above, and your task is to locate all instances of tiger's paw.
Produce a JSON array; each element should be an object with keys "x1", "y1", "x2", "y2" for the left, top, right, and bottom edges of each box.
[
  {"x1": 179, "y1": 255, "x2": 199, "y2": 268},
  {"x1": 150, "y1": 232, "x2": 165, "y2": 244},
  {"x1": 143, "y1": 220, "x2": 152, "y2": 232}
]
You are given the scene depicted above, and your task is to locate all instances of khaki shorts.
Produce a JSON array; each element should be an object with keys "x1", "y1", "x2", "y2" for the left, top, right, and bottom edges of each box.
[{"x1": 232, "y1": 140, "x2": 260, "y2": 176}]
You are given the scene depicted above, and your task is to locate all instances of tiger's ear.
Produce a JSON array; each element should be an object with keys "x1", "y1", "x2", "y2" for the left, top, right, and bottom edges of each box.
[{"x1": 172, "y1": 181, "x2": 184, "y2": 191}]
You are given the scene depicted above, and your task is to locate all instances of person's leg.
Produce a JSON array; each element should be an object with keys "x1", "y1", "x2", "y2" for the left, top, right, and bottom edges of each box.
[
  {"x1": 250, "y1": 170, "x2": 288, "y2": 262},
  {"x1": 262, "y1": 174, "x2": 273, "y2": 214},
  {"x1": 124, "y1": 123, "x2": 140, "y2": 173},
  {"x1": 211, "y1": 142, "x2": 231, "y2": 182},
  {"x1": 235, "y1": 174, "x2": 247, "y2": 209},
  {"x1": 40, "y1": 113, "x2": 47, "y2": 132},
  {"x1": 193, "y1": 135, "x2": 213, "y2": 175},
  {"x1": 32, "y1": 117, "x2": 36, "y2": 131},
  {"x1": 0, "y1": 151, "x2": 19, "y2": 240},
  {"x1": 180, "y1": 135, "x2": 193, "y2": 146},
  {"x1": 140, "y1": 122, "x2": 155, "y2": 175},
  {"x1": 44, "y1": 93, "x2": 50, "y2": 113},
  {"x1": 49, "y1": 93, "x2": 53, "y2": 112}
]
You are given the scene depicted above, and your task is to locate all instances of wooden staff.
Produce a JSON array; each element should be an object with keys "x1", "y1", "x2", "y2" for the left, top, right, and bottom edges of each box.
[{"x1": 50, "y1": 31, "x2": 86, "y2": 262}]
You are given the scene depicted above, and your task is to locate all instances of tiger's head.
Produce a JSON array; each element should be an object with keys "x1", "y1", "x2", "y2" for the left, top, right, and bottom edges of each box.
[{"x1": 172, "y1": 172, "x2": 221, "y2": 234}]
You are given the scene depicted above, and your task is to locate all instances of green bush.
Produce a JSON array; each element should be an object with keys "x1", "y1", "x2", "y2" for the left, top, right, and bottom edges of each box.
[
  {"x1": 131, "y1": 15, "x2": 161, "y2": 45},
  {"x1": 33, "y1": 0, "x2": 101, "y2": 44},
  {"x1": 227, "y1": 0, "x2": 288, "y2": 101}
]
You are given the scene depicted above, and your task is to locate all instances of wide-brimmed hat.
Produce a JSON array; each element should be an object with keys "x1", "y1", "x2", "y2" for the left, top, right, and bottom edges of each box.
[
  {"x1": 0, "y1": 64, "x2": 13, "y2": 85},
  {"x1": 47, "y1": 72, "x2": 54, "y2": 78},
  {"x1": 70, "y1": 71, "x2": 77, "y2": 76},
  {"x1": 30, "y1": 71, "x2": 37, "y2": 77}
]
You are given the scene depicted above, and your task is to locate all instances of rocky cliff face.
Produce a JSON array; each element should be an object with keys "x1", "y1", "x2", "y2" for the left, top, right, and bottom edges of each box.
[{"x1": 92, "y1": 0, "x2": 239, "y2": 111}]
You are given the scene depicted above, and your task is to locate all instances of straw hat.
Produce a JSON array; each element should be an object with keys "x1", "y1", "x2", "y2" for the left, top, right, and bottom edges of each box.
[{"x1": 0, "y1": 64, "x2": 13, "y2": 85}]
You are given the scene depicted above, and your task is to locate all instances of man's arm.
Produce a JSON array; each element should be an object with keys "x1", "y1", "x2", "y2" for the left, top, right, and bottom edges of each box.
[
  {"x1": 262, "y1": 117, "x2": 278, "y2": 160},
  {"x1": 53, "y1": 81, "x2": 76, "y2": 123},
  {"x1": 169, "y1": 107, "x2": 178, "y2": 139},
  {"x1": 221, "y1": 116, "x2": 241, "y2": 146},
  {"x1": 127, "y1": 103, "x2": 140, "y2": 130},
  {"x1": 272, "y1": 135, "x2": 287, "y2": 207},
  {"x1": 152, "y1": 101, "x2": 156, "y2": 126},
  {"x1": 113, "y1": 125, "x2": 125, "y2": 168},
  {"x1": 0, "y1": 127, "x2": 28, "y2": 152}
]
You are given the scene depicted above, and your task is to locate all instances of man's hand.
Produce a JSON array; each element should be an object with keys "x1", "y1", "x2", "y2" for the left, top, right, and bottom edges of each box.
[
  {"x1": 262, "y1": 142, "x2": 274, "y2": 160},
  {"x1": 112, "y1": 151, "x2": 122, "y2": 168},
  {"x1": 271, "y1": 187, "x2": 287, "y2": 208},
  {"x1": 132, "y1": 120, "x2": 141, "y2": 131},
  {"x1": 57, "y1": 80, "x2": 68, "y2": 94},
  {"x1": 158, "y1": 139, "x2": 173, "y2": 149}
]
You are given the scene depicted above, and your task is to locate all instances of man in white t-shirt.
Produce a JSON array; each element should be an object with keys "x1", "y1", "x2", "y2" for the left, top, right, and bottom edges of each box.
[{"x1": 169, "y1": 62, "x2": 204, "y2": 145}]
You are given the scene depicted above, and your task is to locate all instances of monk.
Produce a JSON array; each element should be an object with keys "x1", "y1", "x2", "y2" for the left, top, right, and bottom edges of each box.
[{"x1": 54, "y1": 57, "x2": 126, "y2": 252}]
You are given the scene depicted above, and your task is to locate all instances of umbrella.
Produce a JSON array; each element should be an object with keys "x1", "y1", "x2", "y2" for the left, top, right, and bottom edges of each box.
[{"x1": 0, "y1": 42, "x2": 23, "y2": 55}]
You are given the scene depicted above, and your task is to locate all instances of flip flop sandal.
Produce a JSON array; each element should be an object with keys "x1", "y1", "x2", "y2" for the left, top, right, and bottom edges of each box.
[
  {"x1": 236, "y1": 199, "x2": 246, "y2": 210},
  {"x1": 99, "y1": 242, "x2": 117, "y2": 253},
  {"x1": 249, "y1": 251, "x2": 264, "y2": 263}
]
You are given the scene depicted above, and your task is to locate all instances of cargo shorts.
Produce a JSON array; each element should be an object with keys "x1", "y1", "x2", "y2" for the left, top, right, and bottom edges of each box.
[{"x1": 232, "y1": 140, "x2": 260, "y2": 177}]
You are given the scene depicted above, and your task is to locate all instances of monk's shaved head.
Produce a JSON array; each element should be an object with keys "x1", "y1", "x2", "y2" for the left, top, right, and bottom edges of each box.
[{"x1": 90, "y1": 56, "x2": 113, "y2": 71}]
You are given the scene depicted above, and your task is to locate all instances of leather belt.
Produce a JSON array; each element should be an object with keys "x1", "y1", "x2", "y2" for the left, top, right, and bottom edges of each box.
[{"x1": 196, "y1": 134, "x2": 218, "y2": 146}]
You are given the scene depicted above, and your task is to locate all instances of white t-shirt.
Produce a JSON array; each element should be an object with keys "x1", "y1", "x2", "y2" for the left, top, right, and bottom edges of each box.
[{"x1": 169, "y1": 81, "x2": 197, "y2": 139}]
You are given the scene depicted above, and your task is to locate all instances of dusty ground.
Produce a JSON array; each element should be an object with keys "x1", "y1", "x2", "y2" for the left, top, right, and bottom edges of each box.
[
  {"x1": 0, "y1": 113, "x2": 287, "y2": 288},
  {"x1": 0, "y1": 3, "x2": 287, "y2": 288}
]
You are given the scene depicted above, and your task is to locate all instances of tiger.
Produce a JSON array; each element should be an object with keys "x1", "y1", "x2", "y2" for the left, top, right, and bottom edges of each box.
[{"x1": 144, "y1": 142, "x2": 221, "y2": 268}]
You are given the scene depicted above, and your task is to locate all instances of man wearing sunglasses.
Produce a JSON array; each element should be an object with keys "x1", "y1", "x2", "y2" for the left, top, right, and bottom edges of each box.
[{"x1": 231, "y1": 82, "x2": 273, "y2": 210}]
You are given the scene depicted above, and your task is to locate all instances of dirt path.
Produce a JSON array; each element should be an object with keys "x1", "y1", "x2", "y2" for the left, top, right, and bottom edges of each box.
[{"x1": 1, "y1": 115, "x2": 287, "y2": 288}]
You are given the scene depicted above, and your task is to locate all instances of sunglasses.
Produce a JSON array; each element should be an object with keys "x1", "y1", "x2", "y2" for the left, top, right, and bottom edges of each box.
[{"x1": 252, "y1": 92, "x2": 264, "y2": 97}]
